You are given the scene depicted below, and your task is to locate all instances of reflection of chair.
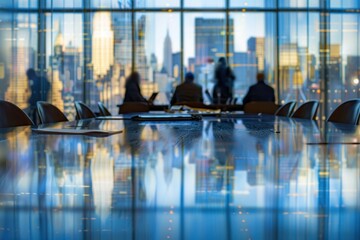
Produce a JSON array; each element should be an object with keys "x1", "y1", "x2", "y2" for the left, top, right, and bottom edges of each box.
[
  {"x1": 244, "y1": 101, "x2": 279, "y2": 115},
  {"x1": 275, "y1": 101, "x2": 297, "y2": 117},
  {"x1": 327, "y1": 99, "x2": 360, "y2": 125},
  {"x1": 0, "y1": 100, "x2": 34, "y2": 128},
  {"x1": 119, "y1": 102, "x2": 150, "y2": 114},
  {"x1": 98, "y1": 102, "x2": 112, "y2": 116},
  {"x1": 291, "y1": 101, "x2": 319, "y2": 120},
  {"x1": 37, "y1": 101, "x2": 68, "y2": 124},
  {"x1": 74, "y1": 101, "x2": 96, "y2": 120}
]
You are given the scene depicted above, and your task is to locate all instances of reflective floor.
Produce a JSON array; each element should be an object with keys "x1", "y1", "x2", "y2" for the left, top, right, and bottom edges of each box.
[{"x1": 0, "y1": 116, "x2": 359, "y2": 239}]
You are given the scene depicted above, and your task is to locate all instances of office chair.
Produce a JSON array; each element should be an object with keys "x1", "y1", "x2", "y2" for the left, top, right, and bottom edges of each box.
[
  {"x1": 98, "y1": 102, "x2": 112, "y2": 116},
  {"x1": 36, "y1": 101, "x2": 68, "y2": 124},
  {"x1": 291, "y1": 101, "x2": 319, "y2": 120},
  {"x1": 74, "y1": 101, "x2": 96, "y2": 120},
  {"x1": 0, "y1": 100, "x2": 34, "y2": 128},
  {"x1": 119, "y1": 102, "x2": 150, "y2": 114},
  {"x1": 327, "y1": 99, "x2": 360, "y2": 125},
  {"x1": 243, "y1": 101, "x2": 279, "y2": 115},
  {"x1": 275, "y1": 101, "x2": 297, "y2": 117}
]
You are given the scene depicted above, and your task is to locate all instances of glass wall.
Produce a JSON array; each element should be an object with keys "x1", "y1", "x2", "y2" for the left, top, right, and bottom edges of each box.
[{"x1": 0, "y1": 1, "x2": 360, "y2": 120}]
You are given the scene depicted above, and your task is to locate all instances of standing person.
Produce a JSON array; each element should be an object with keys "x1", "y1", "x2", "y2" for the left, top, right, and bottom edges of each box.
[
  {"x1": 26, "y1": 68, "x2": 50, "y2": 123},
  {"x1": 242, "y1": 72, "x2": 275, "y2": 106},
  {"x1": 123, "y1": 71, "x2": 148, "y2": 103},
  {"x1": 212, "y1": 57, "x2": 236, "y2": 104},
  {"x1": 170, "y1": 72, "x2": 203, "y2": 105}
]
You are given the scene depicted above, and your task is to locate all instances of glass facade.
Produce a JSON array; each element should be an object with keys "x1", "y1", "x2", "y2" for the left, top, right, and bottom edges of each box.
[{"x1": 0, "y1": 1, "x2": 360, "y2": 119}]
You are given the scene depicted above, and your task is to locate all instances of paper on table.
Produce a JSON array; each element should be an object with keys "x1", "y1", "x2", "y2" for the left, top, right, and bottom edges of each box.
[
  {"x1": 32, "y1": 128, "x2": 123, "y2": 137},
  {"x1": 132, "y1": 114, "x2": 202, "y2": 121}
]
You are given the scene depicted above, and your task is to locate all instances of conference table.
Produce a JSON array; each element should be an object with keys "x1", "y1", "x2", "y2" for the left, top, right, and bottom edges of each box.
[{"x1": 0, "y1": 114, "x2": 359, "y2": 239}]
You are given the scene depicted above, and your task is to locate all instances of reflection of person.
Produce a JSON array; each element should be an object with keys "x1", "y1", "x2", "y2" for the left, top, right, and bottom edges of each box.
[
  {"x1": 26, "y1": 68, "x2": 50, "y2": 122},
  {"x1": 242, "y1": 73, "x2": 275, "y2": 106},
  {"x1": 170, "y1": 72, "x2": 203, "y2": 105},
  {"x1": 123, "y1": 72, "x2": 148, "y2": 103},
  {"x1": 213, "y1": 57, "x2": 235, "y2": 104}
]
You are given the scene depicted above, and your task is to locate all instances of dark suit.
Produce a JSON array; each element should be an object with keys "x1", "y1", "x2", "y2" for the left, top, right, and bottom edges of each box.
[
  {"x1": 124, "y1": 81, "x2": 148, "y2": 103},
  {"x1": 242, "y1": 81, "x2": 275, "y2": 105},
  {"x1": 170, "y1": 82, "x2": 203, "y2": 105}
]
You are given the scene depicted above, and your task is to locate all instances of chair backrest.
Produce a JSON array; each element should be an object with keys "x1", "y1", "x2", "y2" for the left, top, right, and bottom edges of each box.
[
  {"x1": 327, "y1": 99, "x2": 360, "y2": 125},
  {"x1": 119, "y1": 102, "x2": 150, "y2": 114},
  {"x1": 0, "y1": 100, "x2": 34, "y2": 128},
  {"x1": 74, "y1": 101, "x2": 96, "y2": 120},
  {"x1": 275, "y1": 101, "x2": 297, "y2": 117},
  {"x1": 36, "y1": 101, "x2": 68, "y2": 124},
  {"x1": 98, "y1": 102, "x2": 112, "y2": 116},
  {"x1": 291, "y1": 101, "x2": 319, "y2": 120},
  {"x1": 243, "y1": 101, "x2": 279, "y2": 115}
]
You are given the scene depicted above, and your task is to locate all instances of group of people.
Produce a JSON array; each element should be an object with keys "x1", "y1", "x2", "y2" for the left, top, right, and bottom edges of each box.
[
  {"x1": 25, "y1": 57, "x2": 275, "y2": 122},
  {"x1": 124, "y1": 57, "x2": 275, "y2": 106}
]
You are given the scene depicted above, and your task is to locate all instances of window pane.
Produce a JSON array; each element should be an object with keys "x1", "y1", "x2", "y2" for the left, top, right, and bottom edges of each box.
[
  {"x1": 184, "y1": 0, "x2": 225, "y2": 8},
  {"x1": 136, "y1": 0, "x2": 179, "y2": 8},
  {"x1": 279, "y1": 0, "x2": 319, "y2": 8},
  {"x1": 0, "y1": 13, "x2": 38, "y2": 111},
  {"x1": 92, "y1": 0, "x2": 132, "y2": 8},
  {"x1": 230, "y1": 13, "x2": 276, "y2": 104},
  {"x1": 278, "y1": 12, "x2": 320, "y2": 115},
  {"x1": 230, "y1": 0, "x2": 275, "y2": 8},
  {"x1": 89, "y1": 12, "x2": 133, "y2": 112},
  {"x1": 47, "y1": 0, "x2": 82, "y2": 8},
  {"x1": 46, "y1": 14, "x2": 83, "y2": 120},
  {"x1": 328, "y1": 14, "x2": 360, "y2": 114},
  {"x1": 329, "y1": 0, "x2": 360, "y2": 9},
  {"x1": 183, "y1": 13, "x2": 226, "y2": 104},
  {"x1": 135, "y1": 12, "x2": 180, "y2": 104},
  {"x1": 0, "y1": 0, "x2": 37, "y2": 8}
]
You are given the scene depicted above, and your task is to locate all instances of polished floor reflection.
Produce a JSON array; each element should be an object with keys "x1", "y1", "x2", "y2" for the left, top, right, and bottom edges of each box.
[{"x1": 0, "y1": 116, "x2": 359, "y2": 239}]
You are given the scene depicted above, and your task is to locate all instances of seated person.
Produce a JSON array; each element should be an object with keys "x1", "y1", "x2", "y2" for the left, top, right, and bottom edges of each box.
[
  {"x1": 170, "y1": 72, "x2": 203, "y2": 105},
  {"x1": 124, "y1": 72, "x2": 148, "y2": 103},
  {"x1": 242, "y1": 73, "x2": 275, "y2": 106}
]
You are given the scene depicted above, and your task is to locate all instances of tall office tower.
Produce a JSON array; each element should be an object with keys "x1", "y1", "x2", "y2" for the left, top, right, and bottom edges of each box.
[
  {"x1": 346, "y1": 56, "x2": 360, "y2": 86},
  {"x1": 162, "y1": 30, "x2": 173, "y2": 77},
  {"x1": 172, "y1": 52, "x2": 181, "y2": 83},
  {"x1": 92, "y1": 12, "x2": 114, "y2": 79},
  {"x1": 327, "y1": 44, "x2": 342, "y2": 85},
  {"x1": 136, "y1": 15, "x2": 150, "y2": 82},
  {"x1": 232, "y1": 52, "x2": 257, "y2": 90},
  {"x1": 194, "y1": 18, "x2": 234, "y2": 84},
  {"x1": 195, "y1": 18, "x2": 234, "y2": 64},
  {"x1": 50, "y1": 26, "x2": 65, "y2": 112},
  {"x1": 247, "y1": 37, "x2": 265, "y2": 72},
  {"x1": 113, "y1": 13, "x2": 132, "y2": 104},
  {"x1": 5, "y1": 46, "x2": 34, "y2": 109}
]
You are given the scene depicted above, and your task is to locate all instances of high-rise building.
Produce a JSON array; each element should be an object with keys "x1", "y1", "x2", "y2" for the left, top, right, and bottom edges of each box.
[
  {"x1": 172, "y1": 52, "x2": 181, "y2": 83},
  {"x1": 92, "y1": 12, "x2": 114, "y2": 79},
  {"x1": 194, "y1": 18, "x2": 234, "y2": 66},
  {"x1": 162, "y1": 30, "x2": 173, "y2": 77},
  {"x1": 247, "y1": 37, "x2": 265, "y2": 72},
  {"x1": 194, "y1": 18, "x2": 234, "y2": 87},
  {"x1": 136, "y1": 15, "x2": 150, "y2": 82}
]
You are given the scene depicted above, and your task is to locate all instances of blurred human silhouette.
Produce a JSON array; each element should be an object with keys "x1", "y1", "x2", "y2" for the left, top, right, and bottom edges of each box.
[
  {"x1": 213, "y1": 57, "x2": 235, "y2": 104},
  {"x1": 170, "y1": 72, "x2": 203, "y2": 105},
  {"x1": 242, "y1": 73, "x2": 275, "y2": 106},
  {"x1": 123, "y1": 72, "x2": 148, "y2": 103},
  {"x1": 26, "y1": 68, "x2": 50, "y2": 123}
]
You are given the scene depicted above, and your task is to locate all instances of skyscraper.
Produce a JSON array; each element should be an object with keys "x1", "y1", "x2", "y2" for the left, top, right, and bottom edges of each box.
[
  {"x1": 162, "y1": 30, "x2": 173, "y2": 77},
  {"x1": 92, "y1": 12, "x2": 114, "y2": 79},
  {"x1": 247, "y1": 37, "x2": 265, "y2": 72},
  {"x1": 194, "y1": 18, "x2": 234, "y2": 66},
  {"x1": 194, "y1": 18, "x2": 234, "y2": 85}
]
